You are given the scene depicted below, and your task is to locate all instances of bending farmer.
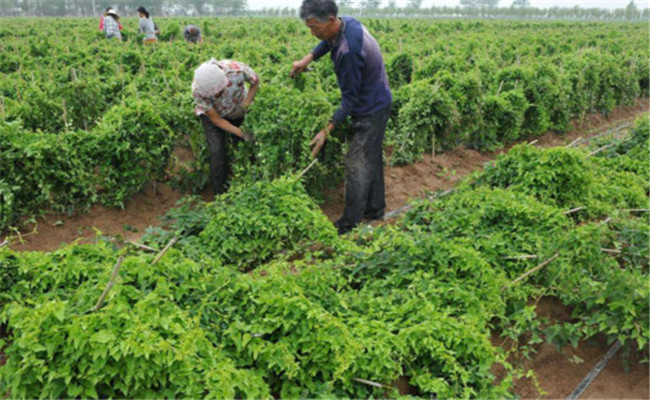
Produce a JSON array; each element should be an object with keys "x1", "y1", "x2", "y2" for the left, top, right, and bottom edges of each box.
[
  {"x1": 290, "y1": 0, "x2": 392, "y2": 235},
  {"x1": 192, "y1": 59, "x2": 259, "y2": 195}
]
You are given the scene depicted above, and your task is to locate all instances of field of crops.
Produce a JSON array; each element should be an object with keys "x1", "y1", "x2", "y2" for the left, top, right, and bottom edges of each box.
[
  {"x1": 0, "y1": 16, "x2": 648, "y2": 398},
  {"x1": 1, "y1": 17, "x2": 648, "y2": 228}
]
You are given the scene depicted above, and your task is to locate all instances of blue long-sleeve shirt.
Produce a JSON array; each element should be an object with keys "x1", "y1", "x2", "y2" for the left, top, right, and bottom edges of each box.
[{"x1": 311, "y1": 16, "x2": 392, "y2": 125}]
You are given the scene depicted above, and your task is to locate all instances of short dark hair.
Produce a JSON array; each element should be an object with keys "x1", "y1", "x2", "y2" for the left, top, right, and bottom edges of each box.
[{"x1": 299, "y1": 0, "x2": 338, "y2": 21}]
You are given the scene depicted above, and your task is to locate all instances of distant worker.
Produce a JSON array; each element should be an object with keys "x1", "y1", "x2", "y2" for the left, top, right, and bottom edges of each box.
[
  {"x1": 184, "y1": 25, "x2": 203, "y2": 44},
  {"x1": 290, "y1": 0, "x2": 392, "y2": 235},
  {"x1": 192, "y1": 59, "x2": 259, "y2": 195},
  {"x1": 99, "y1": 7, "x2": 123, "y2": 32},
  {"x1": 137, "y1": 6, "x2": 157, "y2": 43},
  {"x1": 103, "y1": 9, "x2": 122, "y2": 41}
]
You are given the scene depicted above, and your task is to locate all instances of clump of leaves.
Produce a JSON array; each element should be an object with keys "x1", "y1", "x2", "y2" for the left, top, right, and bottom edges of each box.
[
  {"x1": 236, "y1": 85, "x2": 341, "y2": 196},
  {"x1": 477, "y1": 144, "x2": 594, "y2": 210},
  {"x1": 388, "y1": 80, "x2": 458, "y2": 165},
  {"x1": 198, "y1": 176, "x2": 338, "y2": 270},
  {"x1": 387, "y1": 53, "x2": 413, "y2": 88},
  {"x1": 92, "y1": 98, "x2": 175, "y2": 207}
]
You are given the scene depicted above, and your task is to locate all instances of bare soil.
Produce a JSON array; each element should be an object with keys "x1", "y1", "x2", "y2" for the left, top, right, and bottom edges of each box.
[
  {"x1": 2, "y1": 100, "x2": 648, "y2": 399},
  {"x1": 510, "y1": 298, "x2": 649, "y2": 399}
]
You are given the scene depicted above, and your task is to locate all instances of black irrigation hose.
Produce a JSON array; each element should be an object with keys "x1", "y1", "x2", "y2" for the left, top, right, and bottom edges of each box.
[{"x1": 565, "y1": 341, "x2": 622, "y2": 400}]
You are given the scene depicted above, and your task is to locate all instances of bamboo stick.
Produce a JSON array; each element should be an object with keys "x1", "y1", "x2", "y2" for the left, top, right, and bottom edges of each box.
[
  {"x1": 504, "y1": 254, "x2": 538, "y2": 260},
  {"x1": 564, "y1": 206, "x2": 586, "y2": 215},
  {"x1": 588, "y1": 143, "x2": 615, "y2": 157},
  {"x1": 151, "y1": 237, "x2": 178, "y2": 265},
  {"x1": 93, "y1": 256, "x2": 124, "y2": 312},
  {"x1": 505, "y1": 253, "x2": 560, "y2": 289},
  {"x1": 601, "y1": 248, "x2": 622, "y2": 254},
  {"x1": 353, "y1": 377, "x2": 390, "y2": 389},
  {"x1": 128, "y1": 241, "x2": 157, "y2": 252},
  {"x1": 295, "y1": 159, "x2": 318, "y2": 182},
  {"x1": 566, "y1": 137, "x2": 582, "y2": 148}
]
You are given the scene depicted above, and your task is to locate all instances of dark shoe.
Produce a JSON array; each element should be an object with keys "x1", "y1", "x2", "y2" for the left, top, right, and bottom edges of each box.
[{"x1": 334, "y1": 220, "x2": 354, "y2": 236}]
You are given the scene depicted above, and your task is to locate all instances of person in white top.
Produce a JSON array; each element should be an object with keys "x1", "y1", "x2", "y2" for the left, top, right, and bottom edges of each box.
[{"x1": 137, "y1": 6, "x2": 157, "y2": 43}]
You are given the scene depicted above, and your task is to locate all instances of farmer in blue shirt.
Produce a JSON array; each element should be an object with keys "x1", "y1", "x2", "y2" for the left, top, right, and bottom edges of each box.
[{"x1": 290, "y1": 0, "x2": 392, "y2": 235}]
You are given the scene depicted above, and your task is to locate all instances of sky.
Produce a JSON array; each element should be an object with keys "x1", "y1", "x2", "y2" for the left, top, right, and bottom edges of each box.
[{"x1": 247, "y1": 0, "x2": 648, "y2": 10}]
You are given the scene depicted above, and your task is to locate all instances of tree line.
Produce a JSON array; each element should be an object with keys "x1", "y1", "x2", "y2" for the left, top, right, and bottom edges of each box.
[{"x1": 1, "y1": 0, "x2": 647, "y2": 20}]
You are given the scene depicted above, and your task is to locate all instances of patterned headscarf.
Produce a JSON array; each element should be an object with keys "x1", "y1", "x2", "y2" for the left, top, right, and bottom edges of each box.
[{"x1": 193, "y1": 60, "x2": 227, "y2": 98}]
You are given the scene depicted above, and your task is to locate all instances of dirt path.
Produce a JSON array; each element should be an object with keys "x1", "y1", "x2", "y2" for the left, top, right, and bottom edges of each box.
[{"x1": 507, "y1": 298, "x2": 649, "y2": 399}]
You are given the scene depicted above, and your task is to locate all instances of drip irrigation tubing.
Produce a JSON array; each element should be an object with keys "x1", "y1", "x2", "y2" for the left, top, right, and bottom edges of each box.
[
  {"x1": 565, "y1": 341, "x2": 622, "y2": 400},
  {"x1": 567, "y1": 122, "x2": 633, "y2": 148}
]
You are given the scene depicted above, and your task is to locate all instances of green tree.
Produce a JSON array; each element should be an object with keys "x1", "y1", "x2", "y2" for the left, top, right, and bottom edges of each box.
[
  {"x1": 361, "y1": 0, "x2": 381, "y2": 10},
  {"x1": 624, "y1": 1, "x2": 640, "y2": 19},
  {"x1": 479, "y1": 0, "x2": 500, "y2": 8},
  {"x1": 460, "y1": 0, "x2": 479, "y2": 6}
]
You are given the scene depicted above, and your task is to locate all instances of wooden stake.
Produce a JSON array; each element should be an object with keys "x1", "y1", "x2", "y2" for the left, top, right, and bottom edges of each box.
[
  {"x1": 504, "y1": 254, "x2": 538, "y2": 260},
  {"x1": 128, "y1": 241, "x2": 157, "y2": 252},
  {"x1": 151, "y1": 237, "x2": 177, "y2": 265},
  {"x1": 353, "y1": 377, "x2": 390, "y2": 389},
  {"x1": 623, "y1": 209, "x2": 649, "y2": 213},
  {"x1": 564, "y1": 206, "x2": 586, "y2": 215},
  {"x1": 601, "y1": 248, "x2": 622, "y2": 254},
  {"x1": 566, "y1": 137, "x2": 582, "y2": 148},
  {"x1": 294, "y1": 159, "x2": 318, "y2": 182},
  {"x1": 588, "y1": 143, "x2": 615, "y2": 157},
  {"x1": 61, "y1": 98, "x2": 69, "y2": 132},
  {"x1": 93, "y1": 256, "x2": 124, "y2": 312},
  {"x1": 505, "y1": 253, "x2": 559, "y2": 289}
]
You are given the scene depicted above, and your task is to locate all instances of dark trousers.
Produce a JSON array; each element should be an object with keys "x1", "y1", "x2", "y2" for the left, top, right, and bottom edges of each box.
[
  {"x1": 200, "y1": 114, "x2": 243, "y2": 195},
  {"x1": 335, "y1": 107, "x2": 391, "y2": 234}
]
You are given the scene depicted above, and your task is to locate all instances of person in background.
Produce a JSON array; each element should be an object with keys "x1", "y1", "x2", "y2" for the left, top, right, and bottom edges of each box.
[
  {"x1": 192, "y1": 59, "x2": 259, "y2": 195},
  {"x1": 184, "y1": 25, "x2": 203, "y2": 44},
  {"x1": 103, "y1": 9, "x2": 122, "y2": 41},
  {"x1": 137, "y1": 6, "x2": 157, "y2": 43},
  {"x1": 99, "y1": 7, "x2": 122, "y2": 31},
  {"x1": 290, "y1": 0, "x2": 392, "y2": 235}
]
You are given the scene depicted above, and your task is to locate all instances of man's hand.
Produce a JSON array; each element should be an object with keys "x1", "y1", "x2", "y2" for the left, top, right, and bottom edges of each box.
[
  {"x1": 310, "y1": 130, "x2": 327, "y2": 158},
  {"x1": 290, "y1": 54, "x2": 314, "y2": 79}
]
